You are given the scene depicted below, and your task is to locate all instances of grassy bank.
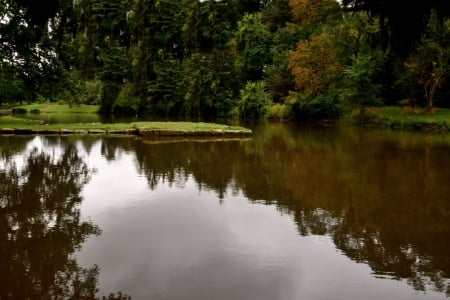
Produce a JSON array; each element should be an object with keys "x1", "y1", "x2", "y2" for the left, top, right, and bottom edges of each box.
[
  {"x1": 12, "y1": 103, "x2": 99, "y2": 114},
  {"x1": 0, "y1": 115, "x2": 252, "y2": 137},
  {"x1": 0, "y1": 103, "x2": 252, "y2": 137},
  {"x1": 341, "y1": 106, "x2": 450, "y2": 133}
]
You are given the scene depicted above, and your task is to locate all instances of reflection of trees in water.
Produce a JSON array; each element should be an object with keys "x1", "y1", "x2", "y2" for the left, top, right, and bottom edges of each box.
[
  {"x1": 295, "y1": 206, "x2": 450, "y2": 295},
  {"x1": 91, "y1": 126, "x2": 450, "y2": 296},
  {"x1": 133, "y1": 140, "x2": 239, "y2": 199},
  {"x1": 0, "y1": 136, "x2": 33, "y2": 160},
  {"x1": 334, "y1": 216, "x2": 449, "y2": 295},
  {"x1": 0, "y1": 137, "x2": 130, "y2": 299}
]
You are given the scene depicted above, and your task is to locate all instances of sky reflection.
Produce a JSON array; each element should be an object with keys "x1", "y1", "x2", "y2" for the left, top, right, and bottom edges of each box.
[{"x1": 75, "y1": 139, "x2": 447, "y2": 300}]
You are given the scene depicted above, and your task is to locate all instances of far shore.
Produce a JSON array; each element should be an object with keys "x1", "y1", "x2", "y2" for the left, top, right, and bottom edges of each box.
[{"x1": 2, "y1": 103, "x2": 449, "y2": 135}]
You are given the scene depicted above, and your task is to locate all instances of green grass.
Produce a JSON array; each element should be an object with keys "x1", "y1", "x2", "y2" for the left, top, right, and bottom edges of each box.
[
  {"x1": 0, "y1": 115, "x2": 252, "y2": 135},
  {"x1": 13, "y1": 103, "x2": 100, "y2": 114},
  {"x1": 0, "y1": 116, "x2": 44, "y2": 126},
  {"x1": 0, "y1": 104, "x2": 18, "y2": 110},
  {"x1": 9, "y1": 103, "x2": 102, "y2": 124},
  {"x1": 375, "y1": 106, "x2": 450, "y2": 122},
  {"x1": 0, "y1": 103, "x2": 252, "y2": 135},
  {"x1": 341, "y1": 106, "x2": 450, "y2": 132}
]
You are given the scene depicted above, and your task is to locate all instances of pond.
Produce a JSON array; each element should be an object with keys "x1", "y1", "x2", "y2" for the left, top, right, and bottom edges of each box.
[{"x1": 0, "y1": 123, "x2": 449, "y2": 299}]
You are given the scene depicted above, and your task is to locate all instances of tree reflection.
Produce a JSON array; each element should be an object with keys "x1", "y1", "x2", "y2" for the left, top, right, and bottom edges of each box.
[
  {"x1": 93, "y1": 125, "x2": 449, "y2": 296},
  {"x1": 0, "y1": 135, "x2": 33, "y2": 160},
  {"x1": 0, "y1": 138, "x2": 130, "y2": 299}
]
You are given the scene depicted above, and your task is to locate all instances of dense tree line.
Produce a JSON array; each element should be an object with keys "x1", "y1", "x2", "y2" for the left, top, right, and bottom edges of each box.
[{"x1": 1, "y1": 0, "x2": 449, "y2": 119}]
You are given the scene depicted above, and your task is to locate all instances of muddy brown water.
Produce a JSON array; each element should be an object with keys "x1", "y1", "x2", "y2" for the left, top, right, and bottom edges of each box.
[{"x1": 0, "y1": 123, "x2": 448, "y2": 299}]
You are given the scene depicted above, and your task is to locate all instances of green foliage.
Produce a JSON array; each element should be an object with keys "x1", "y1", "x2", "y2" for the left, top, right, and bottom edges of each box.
[
  {"x1": 182, "y1": 0, "x2": 237, "y2": 50},
  {"x1": 264, "y1": 62, "x2": 294, "y2": 103},
  {"x1": 0, "y1": 0, "x2": 65, "y2": 102},
  {"x1": 182, "y1": 51, "x2": 240, "y2": 117},
  {"x1": 235, "y1": 13, "x2": 273, "y2": 81},
  {"x1": 83, "y1": 79, "x2": 103, "y2": 105},
  {"x1": 341, "y1": 53, "x2": 383, "y2": 111},
  {"x1": 334, "y1": 12, "x2": 381, "y2": 63},
  {"x1": 147, "y1": 59, "x2": 184, "y2": 115},
  {"x1": 401, "y1": 13, "x2": 449, "y2": 109},
  {"x1": 1, "y1": 0, "x2": 449, "y2": 121},
  {"x1": 264, "y1": 26, "x2": 300, "y2": 103},
  {"x1": 0, "y1": 70, "x2": 26, "y2": 105},
  {"x1": 267, "y1": 103, "x2": 292, "y2": 120},
  {"x1": 113, "y1": 83, "x2": 140, "y2": 115},
  {"x1": 99, "y1": 82, "x2": 121, "y2": 114},
  {"x1": 263, "y1": 0, "x2": 292, "y2": 31},
  {"x1": 342, "y1": 0, "x2": 450, "y2": 55},
  {"x1": 289, "y1": 0, "x2": 342, "y2": 29},
  {"x1": 238, "y1": 81, "x2": 273, "y2": 118},
  {"x1": 291, "y1": 93, "x2": 342, "y2": 121},
  {"x1": 56, "y1": 73, "x2": 103, "y2": 106}
]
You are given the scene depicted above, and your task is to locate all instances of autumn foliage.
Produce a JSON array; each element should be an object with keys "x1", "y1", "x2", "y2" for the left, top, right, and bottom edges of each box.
[
  {"x1": 288, "y1": 32, "x2": 343, "y2": 97},
  {"x1": 288, "y1": 0, "x2": 341, "y2": 26}
]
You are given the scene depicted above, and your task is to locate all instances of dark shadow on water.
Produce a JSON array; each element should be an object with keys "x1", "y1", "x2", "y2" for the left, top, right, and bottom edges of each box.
[{"x1": 0, "y1": 136, "x2": 131, "y2": 299}]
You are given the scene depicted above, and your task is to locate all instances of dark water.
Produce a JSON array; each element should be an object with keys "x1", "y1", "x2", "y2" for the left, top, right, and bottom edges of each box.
[{"x1": 0, "y1": 124, "x2": 449, "y2": 299}]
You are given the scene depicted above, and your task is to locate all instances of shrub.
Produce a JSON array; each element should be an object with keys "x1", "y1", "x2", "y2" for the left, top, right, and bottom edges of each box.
[
  {"x1": 267, "y1": 103, "x2": 291, "y2": 120},
  {"x1": 29, "y1": 109, "x2": 41, "y2": 114},
  {"x1": 112, "y1": 83, "x2": 139, "y2": 115},
  {"x1": 291, "y1": 93, "x2": 342, "y2": 121},
  {"x1": 238, "y1": 81, "x2": 272, "y2": 119},
  {"x1": 11, "y1": 107, "x2": 27, "y2": 114},
  {"x1": 83, "y1": 79, "x2": 103, "y2": 105}
]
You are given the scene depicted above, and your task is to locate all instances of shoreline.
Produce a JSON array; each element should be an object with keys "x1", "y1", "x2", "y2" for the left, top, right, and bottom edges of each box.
[
  {"x1": 0, "y1": 127, "x2": 252, "y2": 138},
  {"x1": 338, "y1": 107, "x2": 450, "y2": 134},
  {"x1": 0, "y1": 115, "x2": 253, "y2": 138}
]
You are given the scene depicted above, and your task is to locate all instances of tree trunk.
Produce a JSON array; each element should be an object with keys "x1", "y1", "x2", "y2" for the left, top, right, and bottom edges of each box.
[{"x1": 425, "y1": 72, "x2": 441, "y2": 113}]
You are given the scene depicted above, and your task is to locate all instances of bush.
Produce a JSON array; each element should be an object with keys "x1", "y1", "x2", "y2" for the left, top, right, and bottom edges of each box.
[
  {"x1": 36, "y1": 94, "x2": 50, "y2": 104},
  {"x1": 82, "y1": 79, "x2": 103, "y2": 105},
  {"x1": 112, "y1": 83, "x2": 139, "y2": 115},
  {"x1": 238, "y1": 81, "x2": 272, "y2": 119},
  {"x1": 267, "y1": 103, "x2": 292, "y2": 120},
  {"x1": 29, "y1": 109, "x2": 41, "y2": 114},
  {"x1": 56, "y1": 76, "x2": 103, "y2": 106},
  {"x1": 11, "y1": 107, "x2": 27, "y2": 114},
  {"x1": 291, "y1": 93, "x2": 342, "y2": 121}
]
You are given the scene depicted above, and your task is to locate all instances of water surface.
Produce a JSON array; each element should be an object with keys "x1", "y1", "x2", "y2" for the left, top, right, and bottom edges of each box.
[{"x1": 0, "y1": 124, "x2": 449, "y2": 299}]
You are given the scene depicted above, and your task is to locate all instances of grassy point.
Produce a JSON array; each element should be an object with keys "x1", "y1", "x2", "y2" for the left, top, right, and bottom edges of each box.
[
  {"x1": 0, "y1": 116, "x2": 252, "y2": 137},
  {"x1": 14, "y1": 103, "x2": 100, "y2": 114},
  {"x1": 341, "y1": 106, "x2": 450, "y2": 132}
]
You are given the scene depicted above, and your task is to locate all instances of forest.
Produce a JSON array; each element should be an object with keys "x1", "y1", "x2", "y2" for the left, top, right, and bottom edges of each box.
[{"x1": 1, "y1": 0, "x2": 449, "y2": 120}]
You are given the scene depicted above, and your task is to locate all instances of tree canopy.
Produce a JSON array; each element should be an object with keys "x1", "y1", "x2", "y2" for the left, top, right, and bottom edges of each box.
[
  {"x1": 1, "y1": 0, "x2": 449, "y2": 119},
  {"x1": 342, "y1": 0, "x2": 450, "y2": 54}
]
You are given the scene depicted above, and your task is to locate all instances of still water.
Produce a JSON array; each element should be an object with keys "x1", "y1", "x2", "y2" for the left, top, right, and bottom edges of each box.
[{"x1": 0, "y1": 124, "x2": 449, "y2": 299}]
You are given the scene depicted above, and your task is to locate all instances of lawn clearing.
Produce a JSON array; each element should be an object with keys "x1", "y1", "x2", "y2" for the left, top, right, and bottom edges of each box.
[{"x1": 0, "y1": 116, "x2": 252, "y2": 137}]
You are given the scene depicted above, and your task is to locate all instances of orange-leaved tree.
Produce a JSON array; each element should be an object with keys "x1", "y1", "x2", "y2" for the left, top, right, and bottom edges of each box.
[
  {"x1": 288, "y1": 31, "x2": 343, "y2": 97},
  {"x1": 288, "y1": 0, "x2": 341, "y2": 27}
]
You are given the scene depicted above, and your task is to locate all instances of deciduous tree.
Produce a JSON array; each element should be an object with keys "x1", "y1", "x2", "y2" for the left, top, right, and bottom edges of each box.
[
  {"x1": 342, "y1": 0, "x2": 450, "y2": 55},
  {"x1": 289, "y1": 31, "x2": 342, "y2": 97}
]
